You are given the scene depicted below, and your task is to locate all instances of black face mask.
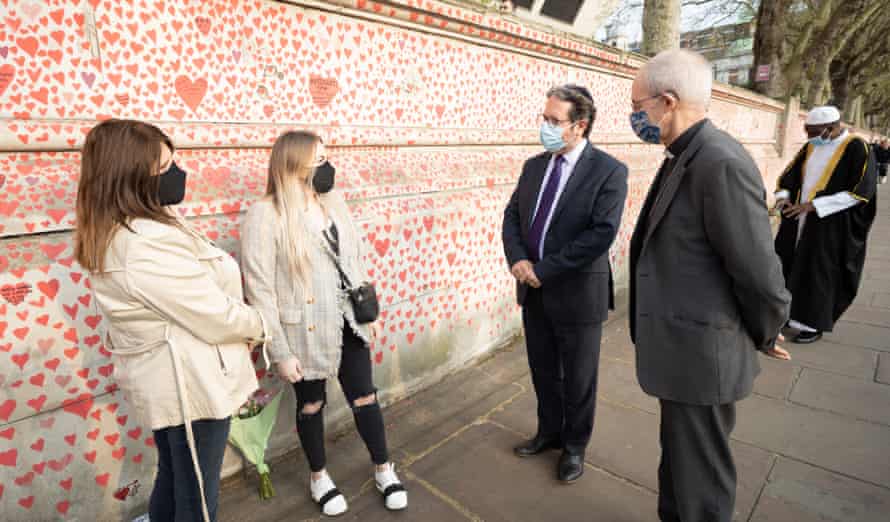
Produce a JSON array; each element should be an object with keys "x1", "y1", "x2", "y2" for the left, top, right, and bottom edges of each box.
[
  {"x1": 312, "y1": 161, "x2": 336, "y2": 194},
  {"x1": 157, "y1": 161, "x2": 187, "y2": 206}
]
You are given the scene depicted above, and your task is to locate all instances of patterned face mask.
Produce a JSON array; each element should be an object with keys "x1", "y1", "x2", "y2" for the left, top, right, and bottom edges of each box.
[{"x1": 629, "y1": 110, "x2": 663, "y2": 145}]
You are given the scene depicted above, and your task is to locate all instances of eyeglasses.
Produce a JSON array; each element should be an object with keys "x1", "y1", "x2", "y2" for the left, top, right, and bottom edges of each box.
[
  {"x1": 631, "y1": 95, "x2": 662, "y2": 112},
  {"x1": 631, "y1": 91, "x2": 677, "y2": 112},
  {"x1": 538, "y1": 114, "x2": 574, "y2": 127}
]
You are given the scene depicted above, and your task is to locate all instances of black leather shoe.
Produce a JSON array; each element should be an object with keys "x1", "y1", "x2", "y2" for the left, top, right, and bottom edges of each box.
[
  {"x1": 558, "y1": 452, "x2": 584, "y2": 483},
  {"x1": 793, "y1": 331, "x2": 823, "y2": 344},
  {"x1": 514, "y1": 435, "x2": 561, "y2": 457}
]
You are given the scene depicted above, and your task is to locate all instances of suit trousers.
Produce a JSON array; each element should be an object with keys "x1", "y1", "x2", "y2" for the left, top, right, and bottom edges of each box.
[
  {"x1": 522, "y1": 287, "x2": 602, "y2": 455},
  {"x1": 658, "y1": 399, "x2": 737, "y2": 522}
]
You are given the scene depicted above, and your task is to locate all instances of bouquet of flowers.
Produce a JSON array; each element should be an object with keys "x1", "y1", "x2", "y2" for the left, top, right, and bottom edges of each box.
[{"x1": 229, "y1": 388, "x2": 282, "y2": 500}]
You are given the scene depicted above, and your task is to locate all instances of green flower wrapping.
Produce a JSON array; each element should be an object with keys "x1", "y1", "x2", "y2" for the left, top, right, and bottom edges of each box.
[{"x1": 229, "y1": 390, "x2": 282, "y2": 500}]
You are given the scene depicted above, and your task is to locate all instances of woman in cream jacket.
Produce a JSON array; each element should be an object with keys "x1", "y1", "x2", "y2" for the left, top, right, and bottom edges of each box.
[
  {"x1": 75, "y1": 120, "x2": 267, "y2": 522},
  {"x1": 241, "y1": 131, "x2": 407, "y2": 516}
]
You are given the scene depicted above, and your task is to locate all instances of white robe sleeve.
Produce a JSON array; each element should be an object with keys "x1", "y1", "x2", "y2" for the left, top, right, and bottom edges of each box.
[{"x1": 812, "y1": 192, "x2": 861, "y2": 218}]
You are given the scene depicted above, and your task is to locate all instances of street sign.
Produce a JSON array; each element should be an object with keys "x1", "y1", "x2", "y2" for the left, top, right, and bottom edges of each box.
[{"x1": 756, "y1": 65, "x2": 771, "y2": 82}]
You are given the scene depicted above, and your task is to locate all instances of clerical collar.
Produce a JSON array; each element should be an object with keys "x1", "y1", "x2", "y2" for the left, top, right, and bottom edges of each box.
[{"x1": 667, "y1": 119, "x2": 708, "y2": 159}]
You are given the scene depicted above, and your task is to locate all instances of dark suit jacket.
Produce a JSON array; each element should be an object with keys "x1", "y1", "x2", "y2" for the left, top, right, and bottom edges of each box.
[
  {"x1": 502, "y1": 141, "x2": 628, "y2": 324},
  {"x1": 629, "y1": 120, "x2": 791, "y2": 406}
]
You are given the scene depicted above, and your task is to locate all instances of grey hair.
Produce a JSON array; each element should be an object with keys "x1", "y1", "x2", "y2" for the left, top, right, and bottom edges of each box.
[{"x1": 640, "y1": 49, "x2": 713, "y2": 109}]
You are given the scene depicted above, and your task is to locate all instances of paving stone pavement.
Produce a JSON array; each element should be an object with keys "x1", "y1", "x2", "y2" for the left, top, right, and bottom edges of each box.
[{"x1": 219, "y1": 185, "x2": 890, "y2": 521}]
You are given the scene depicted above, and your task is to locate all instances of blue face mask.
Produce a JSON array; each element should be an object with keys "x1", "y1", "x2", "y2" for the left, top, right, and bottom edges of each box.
[
  {"x1": 808, "y1": 129, "x2": 833, "y2": 146},
  {"x1": 540, "y1": 122, "x2": 567, "y2": 152},
  {"x1": 630, "y1": 110, "x2": 662, "y2": 145}
]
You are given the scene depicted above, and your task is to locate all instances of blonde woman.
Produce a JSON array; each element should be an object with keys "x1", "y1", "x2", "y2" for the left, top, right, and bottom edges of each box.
[
  {"x1": 241, "y1": 131, "x2": 407, "y2": 516},
  {"x1": 75, "y1": 120, "x2": 267, "y2": 522}
]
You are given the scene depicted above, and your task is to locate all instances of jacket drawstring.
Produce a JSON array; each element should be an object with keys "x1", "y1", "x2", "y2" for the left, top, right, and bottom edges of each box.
[
  {"x1": 256, "y1": 310, "x2": 272, "y2": 371},
  {"x1": 165, "y1": 324, "x2": 212, "y2": 522}
]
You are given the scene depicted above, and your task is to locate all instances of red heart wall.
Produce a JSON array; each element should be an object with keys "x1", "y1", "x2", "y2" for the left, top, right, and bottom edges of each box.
[{"x1": 0, "y1": 0, "x2": 815, "y2": 520}]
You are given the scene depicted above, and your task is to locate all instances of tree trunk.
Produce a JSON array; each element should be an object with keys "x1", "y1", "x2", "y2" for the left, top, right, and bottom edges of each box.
[
  {"x1": 641, "y1": 0, "x2": 681, "y2": 56},
  {"x1": 751, "y1": 0, "x2": 792, "y2": 99},
  {"x1": 802, "y1": 0, "x2": 882, "y2": 106},
  {"x1": 830, "y1": 60, "x2": 854, "y2": 118},
  {"x1": 805, "y1": 46, "x2": 835, "y2": 106}
]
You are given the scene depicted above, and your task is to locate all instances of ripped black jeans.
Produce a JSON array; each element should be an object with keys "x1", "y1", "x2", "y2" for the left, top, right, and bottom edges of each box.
[{"x1": 292, "y1": 325, "x2": 389, "y2": 472}]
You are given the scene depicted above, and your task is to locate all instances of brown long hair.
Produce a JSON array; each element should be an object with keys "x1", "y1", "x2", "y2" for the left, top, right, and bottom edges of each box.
[
  {"x1": 266, "y1": 131, "x2": 322, "y2": 289},
  {"x1": 74, "y1": 119, "x2": 177, "y2": 273}
]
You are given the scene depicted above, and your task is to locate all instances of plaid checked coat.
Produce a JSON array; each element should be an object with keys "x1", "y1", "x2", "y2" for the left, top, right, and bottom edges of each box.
[{"x1": 240, "y1": 192, "x2": 372, "y2": 380}]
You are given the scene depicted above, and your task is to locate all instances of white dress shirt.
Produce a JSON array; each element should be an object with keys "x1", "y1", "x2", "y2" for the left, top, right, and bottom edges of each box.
[{"x1": 531, "y1": 139, "x2": 588, "y2": 260}]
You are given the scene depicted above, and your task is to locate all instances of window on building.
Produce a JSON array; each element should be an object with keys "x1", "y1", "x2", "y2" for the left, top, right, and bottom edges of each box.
[
  {"x1": 512, "y1": 0, "x2": 534, "y2": 9},
  {"x1": 540, "y1": 0, "x2": 585, "y2": 24}
]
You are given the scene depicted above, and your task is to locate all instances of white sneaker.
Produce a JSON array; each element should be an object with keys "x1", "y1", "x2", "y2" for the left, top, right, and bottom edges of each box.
[
  {"x1": 375, "y1": 462, "x2": 408, "y2": 510},
  {"x1": 310, "y1": 470, "x2": 348, "y2": 516}
]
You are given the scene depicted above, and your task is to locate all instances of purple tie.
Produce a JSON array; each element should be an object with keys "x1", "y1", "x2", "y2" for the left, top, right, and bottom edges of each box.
[{"x1": 528, "y1": 155, "x2": 565, "y2": 261}]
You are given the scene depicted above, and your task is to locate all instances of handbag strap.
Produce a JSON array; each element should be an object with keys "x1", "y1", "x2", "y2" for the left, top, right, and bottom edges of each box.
[{"x1": 320, "y1": 228, "x2": 355, "y2": 290}]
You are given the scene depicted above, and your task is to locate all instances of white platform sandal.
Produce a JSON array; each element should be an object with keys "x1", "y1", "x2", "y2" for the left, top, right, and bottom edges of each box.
[
  {"x1": 310, "y1": 470, "x2": 348, "y2": 516},
  {"x1": 375, "y1": 462, "x2": 408, "y2": 510}
]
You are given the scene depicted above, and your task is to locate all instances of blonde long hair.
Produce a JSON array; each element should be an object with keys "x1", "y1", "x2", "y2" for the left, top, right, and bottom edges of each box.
[{"x1": 266, "y1": 131, "x2": 324, "y2": 289}]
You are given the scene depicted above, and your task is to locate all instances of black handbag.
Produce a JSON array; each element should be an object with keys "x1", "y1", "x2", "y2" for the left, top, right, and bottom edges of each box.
[{"x1": 321, "y1": 229, "x2": 380, "y2": 324}]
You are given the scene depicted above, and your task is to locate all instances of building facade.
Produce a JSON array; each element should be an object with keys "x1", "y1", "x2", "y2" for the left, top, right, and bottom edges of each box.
[{"x1": 680, "y1": 22, "x2": 756, "y2": 87}]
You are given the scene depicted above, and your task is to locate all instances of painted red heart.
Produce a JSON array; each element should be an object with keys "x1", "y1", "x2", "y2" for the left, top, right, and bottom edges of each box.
[
  {"x1": 0, "y1": 400, "x2": 16, "y2": 421},
  {"x1": 37, "y1": 279, "x2": 59, "y2": 299},
  {"x1": 0, "y1": 448, "x2": 18, "y2": 467},
  {"x1": 0, "y1": 64, "x2": 14, "y2": 98},
  {"x1": 26, "y1": 395, "x2": 47, "y2": 412},
  {"x1": 1, "y1": 283, "x2": 31, "y2": 305},
  {"x1": 308, "y1": 76, "x2": 340, "y2": 109},
  {"x1": 61, "y1": 394, "x2": 93, "y2": 419},
  {"x1": 174, "y1": 75, "x2": 208, "y2": 112}
]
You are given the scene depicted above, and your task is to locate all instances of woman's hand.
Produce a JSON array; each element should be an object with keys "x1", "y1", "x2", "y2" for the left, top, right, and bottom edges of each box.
[{"x1": 278, "y1": 356, "x2": 304, "y2": 383}]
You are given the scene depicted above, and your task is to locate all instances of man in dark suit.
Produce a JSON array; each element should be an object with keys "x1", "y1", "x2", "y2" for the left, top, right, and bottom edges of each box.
[
  {"x1": 502, "y1": 84, "x2": 628, "y2": 483},
  {"x1": 628, "y1": 49, "x2": 792, "y2": 522}
]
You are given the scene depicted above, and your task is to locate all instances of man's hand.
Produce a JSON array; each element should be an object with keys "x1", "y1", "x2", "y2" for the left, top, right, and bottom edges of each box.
[
  {"x1": 511, "y1": 260, "x2": 533, "y2": 281},
  {"x1": 511, "y1": 260, "x2": 541, "y2": 288},
  {"x1": 369, "y1": 321, "x2": 381, "y2": 342},
  {"x1": 278, "y1": 356, "x2": 304, "y2": 383},
  {"x1": 783, "y1": 202, "x2": 815, "y2": 218},
  {"x1": 771, "y1": 198, "x2": 790, "y2": 216},
  {"x1": 763, "y1": 334, "x2": 791, "y2": 361},
  {"x1": 525, "y1": 270, "x2": 542, "y2": 288}
]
